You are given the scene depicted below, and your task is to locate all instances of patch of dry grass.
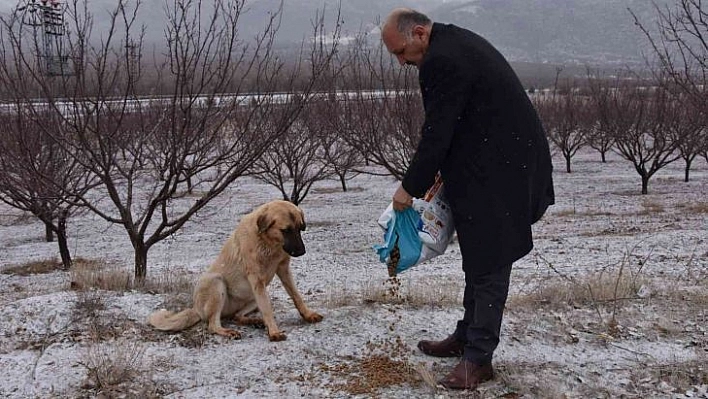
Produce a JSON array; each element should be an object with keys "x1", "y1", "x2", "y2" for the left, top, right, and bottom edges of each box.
[
  {"x1": 74, "y1": 289, "x2": 107, "y2": 319},
  {"x1": 324, "y1": 276, "x2": 462, "y2": 309},
  {"x1": 69, "y1": 259, "x2": 193, "y2": 296},
  {"x1": 681, "y1": 201, "x2": 708, "y2": 214},
  {"x1": 2, "y1": 258, "x2": 65, "y2": 276},
  {"x1": 70, "y1": 258, "x2": 133, "y2": 292},
  {"x1": 71, "y1": 285, "x2": 133, "y2": 344},
  {"x1": 322, "y1": 285, "x2": 362, "y2": 308},
  {"x1": 553, "y1": 208, "x2": 577, "y2": 217},
  {"x1": 509, "y1": 268, "x2": 645, "y2": 310},
  {"x1": 630, "y1": 360, "x2": 708, "y2": 393},
  {"x1": 311, "y1": 186, "x2": 364, "y2": 194},
  {"x1": 414, "y1": 363, "x2": 437, "y2": 391},
  {"x1": 72, "y1": 284, "x2": 174, "y2": 397},
  {"x1": 73, "y1": 290, "x2": 144, "y2": 344},
  {"x1": 494, "y1": 362, "x2": 564, "y2": 398},
  {"x1": 553, "y1": 208, "x2": 614, "y2": 217},
  {"x1": 580, "y1": 225, "x2": 642, "y2": 237},
  {"x1": 650, "y1": 286, "x2": 708, "y2": 340},
  {"x1": 69, "y1": 259, "x2": 195, "y2": 339},
  {"x1": 79, "y1": 339, "x2": 162, "y2": 397},
  {"x1": 660, "y1": 285, "x2": 708, "y2": 304},
  {"x1": 141, "y1": 268, "x2": 195, "y2": 296},
  {"x1": 639, "y1": 199, "x2": 665, "y2": 214},
  {"x1": 305, "y1": 220, "x2": 340, "y2": 228}
]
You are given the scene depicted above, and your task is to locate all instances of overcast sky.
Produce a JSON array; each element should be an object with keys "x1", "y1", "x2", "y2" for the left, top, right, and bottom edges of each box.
[{"x1": 0, "y1": 0, "x2": 663, "y2": 65}]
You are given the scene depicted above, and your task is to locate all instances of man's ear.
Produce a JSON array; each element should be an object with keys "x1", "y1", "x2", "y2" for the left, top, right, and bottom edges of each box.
[
  {"x1": 257, "y1": 214, "x2": 274, "y2": 234},
  {"x1": 413, "y1": 25, "x2": 426, "y2": 39},
  {"x1": 413, "y1": 25, "x2": 430, "y2": 43}
]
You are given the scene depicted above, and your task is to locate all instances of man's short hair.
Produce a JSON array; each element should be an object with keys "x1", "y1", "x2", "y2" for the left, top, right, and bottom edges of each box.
[{"x1": 395, "y1": 10, "x2": 432, "y2": 39}]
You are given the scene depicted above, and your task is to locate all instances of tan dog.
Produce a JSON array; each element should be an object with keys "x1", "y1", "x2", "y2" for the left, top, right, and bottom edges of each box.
[{"x1": 148, "y1": 200, "x2": 322, "y2": 341}]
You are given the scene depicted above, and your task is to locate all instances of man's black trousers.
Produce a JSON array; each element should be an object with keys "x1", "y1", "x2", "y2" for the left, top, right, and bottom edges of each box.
[{"x1": 452, "y1": 216, "x2": 514, "y2": 365}]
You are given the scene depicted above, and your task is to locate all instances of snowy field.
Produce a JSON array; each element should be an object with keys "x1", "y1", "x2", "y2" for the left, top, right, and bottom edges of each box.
[{"x1": 1, "y1": 148, "x2": 707, "y2": 398}]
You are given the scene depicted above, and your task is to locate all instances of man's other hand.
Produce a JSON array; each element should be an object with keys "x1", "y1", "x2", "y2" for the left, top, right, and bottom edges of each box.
[{"x1": 393, "y1": 185, "x2": 413, "y2": 211}]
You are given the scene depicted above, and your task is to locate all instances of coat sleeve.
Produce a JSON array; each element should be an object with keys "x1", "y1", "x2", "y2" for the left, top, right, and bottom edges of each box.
[{"x1": 402, "y1": 54, "x2": 472, "y2": 198}]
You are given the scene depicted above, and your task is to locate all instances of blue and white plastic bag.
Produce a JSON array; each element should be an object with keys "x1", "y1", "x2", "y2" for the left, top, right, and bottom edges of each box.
[
  {"x1": 374, "y1": 177, "x2": 455, "y2": 276},
  {"x1": 373, "y1": 207, "x2": 424, "y2": 276}
]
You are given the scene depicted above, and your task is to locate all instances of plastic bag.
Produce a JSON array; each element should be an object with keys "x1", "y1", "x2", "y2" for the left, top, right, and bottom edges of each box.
[
  {"x1": 412, "y1": 174, "x2": 454, "y2": 257},
  {"x1": 374, "y1": 175, "x2": 455, "y2": 276},
  {"x1": 373, "y1": 207, "x2": 424, "y2": 276}
]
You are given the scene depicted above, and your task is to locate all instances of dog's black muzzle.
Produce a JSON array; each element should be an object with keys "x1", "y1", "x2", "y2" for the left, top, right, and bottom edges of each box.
[{"x1": 283, "y1": 231, "x2": 306, "y2": 257}]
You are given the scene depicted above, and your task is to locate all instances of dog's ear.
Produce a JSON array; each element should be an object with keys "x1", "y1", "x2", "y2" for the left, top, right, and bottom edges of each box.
[
  {"x1": 257, "y1": 214, "x2": 275, "y2": 234},
  {"x1": 299, "y1": 210, "x2": 306, "y2": 231}
]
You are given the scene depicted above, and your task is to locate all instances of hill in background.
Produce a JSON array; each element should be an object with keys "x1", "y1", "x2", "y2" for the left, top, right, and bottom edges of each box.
[{"x1": 0, "y1": 0, "x2": 665, "y2": 84}]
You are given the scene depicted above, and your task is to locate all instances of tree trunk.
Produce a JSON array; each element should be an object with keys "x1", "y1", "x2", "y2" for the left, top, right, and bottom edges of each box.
[
  {"x1": 641, "y1": 175, "x2": 649, "y2": 195},
  {"x1": 291, "y1": 194, "x2": 301, "y2": 206},
  {"x1": 133, "y1": 240, "x2": 148, "y2": 282},
  {"x1": 684, "y1": 160, "x2": 691, "y2": 182},
  {"x1": 45, "y1": 221, "x2": 54, "y2": 242},
  {"x1": 186, "y1": 175, "x2": 193, "y2": 194},
  {"x1": 565, "y1": 154, "x2": 572, "y2": 173},
  {"x1": 339, "y1": 174, "x2": 348, "y2": 192},
  {"x1": 601, "y1": 151, "x2": 607, "y2": 163},
  {"x1": 56, "y1": 216, "x2": 72, "y2": 270}
]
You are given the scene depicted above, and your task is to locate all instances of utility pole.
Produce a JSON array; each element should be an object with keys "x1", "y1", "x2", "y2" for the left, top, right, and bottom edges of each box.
[
  {"x1": 126, "y1": 40, "x2": 139, "y2": 95},
  {"x1": 18, "y1": 0, "x2": 72, "y2": 76}
]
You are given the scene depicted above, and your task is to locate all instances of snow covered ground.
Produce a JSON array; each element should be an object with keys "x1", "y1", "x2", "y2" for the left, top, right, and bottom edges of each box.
[{"x1": 1, "y1": 148, "x2": 707, "y2": 398}]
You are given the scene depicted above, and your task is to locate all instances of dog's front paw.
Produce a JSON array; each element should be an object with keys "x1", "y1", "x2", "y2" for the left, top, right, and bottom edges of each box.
[
  {"x1": 303, "y1": 312, "x2": 323, "y2": 323},
  {"x1": 268, "y1": 331, "x2": 287, "y2": 342}
]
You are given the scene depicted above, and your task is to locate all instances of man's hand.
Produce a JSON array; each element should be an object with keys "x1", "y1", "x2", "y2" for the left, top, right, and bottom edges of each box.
[{"x1": 392, "y1": 184, "x2": 413, "y2": 211}]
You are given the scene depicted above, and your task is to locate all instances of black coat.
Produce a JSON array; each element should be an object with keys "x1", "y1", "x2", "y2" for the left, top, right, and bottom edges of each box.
[{"x1": 402, "y1": 23, "x2": 555, "y2": 268}]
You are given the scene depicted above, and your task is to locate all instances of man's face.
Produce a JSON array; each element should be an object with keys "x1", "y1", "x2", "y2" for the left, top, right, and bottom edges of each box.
[{"x1": 382, "y1": 24, "x2": 426, "y2": 68}]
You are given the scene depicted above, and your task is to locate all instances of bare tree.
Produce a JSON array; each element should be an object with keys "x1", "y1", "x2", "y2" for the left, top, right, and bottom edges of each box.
[
  {"x1": 631, "y1": 0, "x2": 707, "y2": 111},
  {"x1": 309, "y1": 96, "x2": 364, "y2": 192},
  {"x1": 309, "y1": 53, "x2": 366, "y2": 192},
  {"x1": 292, "y1": 92, "x2": 365, "y2": 192},
  {"x1": 631, "y1": 1, "x2": 707, "y2": 178},
  {"x1": 251, "y1": 103, "x2": 332, "y2": 205},
  {"x1": 610, "y1": 83, "x2": 682, "y2": 194},
  {"x1": 332, "y1": 34, "x2": 423, "y2": 180},
  {"x1": 0, "y1": 110, "x2": 96, "y2": 268},
  {"x1": 586, "y1": 124, "x2": 616, "y2": 163},
  {"x1": 0, "y1": 0, "x2": 341, "y2": 280},
  {"x1": 666, "y1": 95, "x2": 705, "y2": 181},
  {"x1": 585, "y1": 70, "x2": 618, "y2": 162},
  {"x1": 534, "y1": 83, "x2": 587, "y2": 173}
]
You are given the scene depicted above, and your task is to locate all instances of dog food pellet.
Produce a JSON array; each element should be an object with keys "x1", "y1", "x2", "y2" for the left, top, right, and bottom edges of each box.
[{"x1": 387, "y1": 242, "x2": 400, "y2": 277}]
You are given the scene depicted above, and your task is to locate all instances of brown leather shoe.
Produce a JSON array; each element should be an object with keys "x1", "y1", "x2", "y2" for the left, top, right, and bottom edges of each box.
[
  {"x1": 417, "y1": 334, "x2": 464, "y2": 357},
  {"x1": 438, "y1": 360, "x2": 494, "y2": 390}
]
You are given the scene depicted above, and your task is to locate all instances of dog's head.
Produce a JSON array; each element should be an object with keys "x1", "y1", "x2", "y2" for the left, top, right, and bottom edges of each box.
[{"x1": 256, "y1": 200, "x2": 307, "y2": 257}]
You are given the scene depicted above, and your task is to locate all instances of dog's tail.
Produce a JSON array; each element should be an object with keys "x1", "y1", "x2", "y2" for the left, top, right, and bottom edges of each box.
[{"x1": 148, "y1": 308, "x2": 201, "y2": 331}]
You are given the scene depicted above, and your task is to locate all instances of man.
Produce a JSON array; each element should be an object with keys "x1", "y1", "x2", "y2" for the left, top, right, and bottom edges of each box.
[{"x1": 381, "y1": 8, "x2": 555, "y2": 390}]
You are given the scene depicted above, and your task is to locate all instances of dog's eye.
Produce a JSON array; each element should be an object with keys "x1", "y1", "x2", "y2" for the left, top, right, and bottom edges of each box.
[{"x1": 281, "y1": 227, "x2": 293, "y2": 234}]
